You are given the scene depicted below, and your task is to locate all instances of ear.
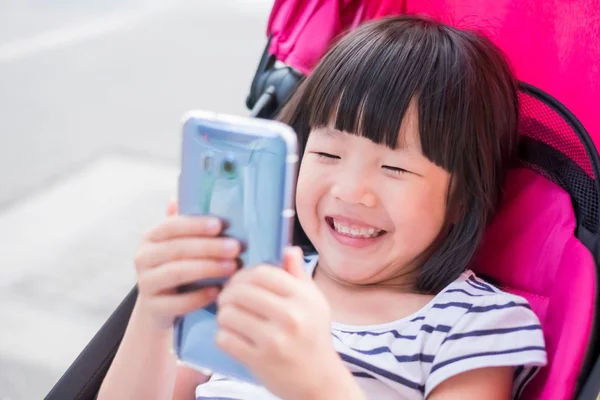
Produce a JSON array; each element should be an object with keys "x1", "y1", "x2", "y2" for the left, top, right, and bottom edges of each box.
[{"x1": 167, "y1": 198, "x2": 178, "y2": 216}]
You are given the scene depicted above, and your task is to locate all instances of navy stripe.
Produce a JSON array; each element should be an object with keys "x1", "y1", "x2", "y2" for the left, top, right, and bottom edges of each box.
[
  {"x1": 353, "y1": 371, "x2": 377, "y2": 379},
  {"x1": 410, "y1": 315, "x2": 426, "y2": 322},
  {"x1": 334, "y1": 329, "x2": 420, "y2": 341},
  {"x1": 466, "y1": 277, "x2": 493, "y2": 291},
  {"x1": 340, "y1": 353, "x2": 424, "y2": 392},
  {"x1": 515, "y1": 367, "x2": 538, "y2": 399},
  {"x1": 442, "y1": 324, "x2": 542, "y2": 343},
  {"x1": 467, "y1": 301, "x2": 531, "y2": 313},
  {"x1": 469, "y1": 276, "x2": 498, "y2": 292},
  {"x1": 394, "y1": 353, "x2": 434, "y2": 363},
  {"x1": 345, "y1": 343, "x2": 435, "y2": 363},
  {"x1": 335, "y1": 324, "x2": 450, "y2": 339},
  {"x1": 432, "y1": 301, "x2": 472, "y2": 310},
  {"x1": 445, "y1": 288, "x2": 486, "y2": 297},
  {"x1": 466, "y1": 279, "x2": 495, "y2": 293},
  {"x1": 333, "y1": 328, "x2": 417, "y2": 338},
  {"x1": 431, "y1": 346, "x2": 546, "y2": 373},
  {"x1": 422, "y1": 324, "x2": 452, "y2": 333},
  {"x1": 333, "y1": 331, "x2": 436, "y2": 363}
]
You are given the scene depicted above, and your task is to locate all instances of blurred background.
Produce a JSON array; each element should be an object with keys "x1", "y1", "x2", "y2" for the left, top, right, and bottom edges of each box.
[{"x1": 0, "y1": 1, "x2": 272, "y2": 398}]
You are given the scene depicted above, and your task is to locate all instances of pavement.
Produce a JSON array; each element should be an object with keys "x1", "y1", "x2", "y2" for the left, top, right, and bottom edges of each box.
[{"x1": 0, "y1": 1, "x2": 271, "y2": 398}]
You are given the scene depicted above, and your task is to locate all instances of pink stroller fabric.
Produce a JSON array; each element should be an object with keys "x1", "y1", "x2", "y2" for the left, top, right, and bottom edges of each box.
[
  {"x1": 404, "y1": 0, "x2": 600, "y2": 157},
  {"x1": 473, "y1": 167, "x2": 596, "y2": 400},
  {"x1": 267, "y1": 0, "x2": 404, "y2": 75}
]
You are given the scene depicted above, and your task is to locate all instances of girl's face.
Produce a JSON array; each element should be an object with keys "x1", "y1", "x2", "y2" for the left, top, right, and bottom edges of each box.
[{"x1": 296, "y1": 108, "x2": 452, "y2": 286}]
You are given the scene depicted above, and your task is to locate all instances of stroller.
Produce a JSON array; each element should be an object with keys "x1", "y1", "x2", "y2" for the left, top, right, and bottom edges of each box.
[{"x1": 45, "y1": 1, "x2": 600, "y2": 399}]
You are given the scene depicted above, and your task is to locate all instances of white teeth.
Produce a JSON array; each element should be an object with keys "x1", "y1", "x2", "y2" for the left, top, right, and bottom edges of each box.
[{"x1": 332, "y1": 219, "x2": 382, "y2": 238}]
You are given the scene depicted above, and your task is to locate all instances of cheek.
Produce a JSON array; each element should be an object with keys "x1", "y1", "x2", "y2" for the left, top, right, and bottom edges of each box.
[
  {"x1": 387, "y1": 182, "x2": 448, "y2": 244},
  {"x1": 295, "y1": 161, "x2": 323, "y2": 231}
]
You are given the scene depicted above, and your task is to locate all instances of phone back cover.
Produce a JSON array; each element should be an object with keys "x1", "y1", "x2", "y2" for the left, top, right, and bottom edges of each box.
[{"x1": 174, "y1": 115, "x2": 295, "y2": 382}]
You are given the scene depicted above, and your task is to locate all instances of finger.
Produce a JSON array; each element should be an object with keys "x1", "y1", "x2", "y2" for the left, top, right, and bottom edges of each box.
[
  {"x1": 215, "y1": 328, "x2": 255, "y2": 365},
  {"x1": 217, "y1": 305, "x2": 264, "y2": 346},
  {"x1": 282, "y1": 246, "x2": 308, "y2": 281},
  {"x1": 218, "y1": 283, "x2": 290, "y2": 323},
  {"x1": 135, "y1": 237, "x2": 241, "y2": 270},
  {"x1": 167, "y1": 199, "x2": 178, "y2": 216},
  {"x1": 144, "y1": 216, "x2": 223, "y2": 242},
  {"x1": 147, "y1": 287, "x2": 220, "y2": 317},
  {"x1": 230, "y1": 265, "x2": 302, "y2": 297},
  {"x1": 138, "y1": 259, "x2": 237, "y2": 295}
]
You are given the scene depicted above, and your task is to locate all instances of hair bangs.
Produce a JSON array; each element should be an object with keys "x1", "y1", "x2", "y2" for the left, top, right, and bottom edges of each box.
[{"x1": 302, "y1": 18, "x2": 444, "y2": 150}]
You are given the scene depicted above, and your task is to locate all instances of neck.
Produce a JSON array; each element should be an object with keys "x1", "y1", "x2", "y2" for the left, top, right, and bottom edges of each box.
[{"x1": 313, "y1": 264, "x2": 434, "y2": 326}]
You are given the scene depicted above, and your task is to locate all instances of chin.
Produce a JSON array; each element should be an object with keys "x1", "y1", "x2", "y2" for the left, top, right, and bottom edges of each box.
[{"x1": 318, "y1": 251, "x2": 381, "y2": 283}]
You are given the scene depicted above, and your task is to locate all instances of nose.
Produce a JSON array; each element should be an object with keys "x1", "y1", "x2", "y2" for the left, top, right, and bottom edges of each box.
[{"x1": 330, "y1": 168, "x2": 377, "y2": 207}]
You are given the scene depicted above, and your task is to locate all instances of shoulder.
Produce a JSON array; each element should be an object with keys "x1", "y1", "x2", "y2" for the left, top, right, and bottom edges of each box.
[
  {"x1": 425, "y1": 270, "x2": 536, "y2": 326},
  {"x1": 441, "y1": 270, "x2": 541, "y2": 321},
  {"x1": 424, "y1": 271, "x2": 547, "y2": 398}
]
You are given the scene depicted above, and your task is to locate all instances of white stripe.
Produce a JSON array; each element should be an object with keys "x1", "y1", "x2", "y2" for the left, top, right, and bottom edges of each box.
[{"x1": 196, "y1": 379, "x2": 279, "y2": 399}]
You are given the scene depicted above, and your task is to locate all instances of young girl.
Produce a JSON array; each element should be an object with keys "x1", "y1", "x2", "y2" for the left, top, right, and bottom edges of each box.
[{"x1": 99, "y1": 15, "x2": 546, "y2": 400}]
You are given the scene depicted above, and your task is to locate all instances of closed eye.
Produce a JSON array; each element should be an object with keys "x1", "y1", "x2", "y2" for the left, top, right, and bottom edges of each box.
[
  {"x1": 314, "y1": 152, "x2": 340, "y2": 161},
  {"x1": 383, "y1": 165, "x2": 409, "y2": 175}
]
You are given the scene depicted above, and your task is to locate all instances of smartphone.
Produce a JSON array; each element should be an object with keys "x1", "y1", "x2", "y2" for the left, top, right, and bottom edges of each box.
[{"x1": 173, "y1": 110, "x2": 298, "y2": 382}]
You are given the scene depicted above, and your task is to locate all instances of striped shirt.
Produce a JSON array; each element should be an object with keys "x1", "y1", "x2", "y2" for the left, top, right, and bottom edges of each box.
[{"x1": 195, "y1": 255, "x2": 547, "y2": 399}]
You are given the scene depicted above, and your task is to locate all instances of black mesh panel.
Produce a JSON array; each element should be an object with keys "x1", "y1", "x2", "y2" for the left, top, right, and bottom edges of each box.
[{"x1": 517, "y1": 86, "x2": 600, "y2": 236}]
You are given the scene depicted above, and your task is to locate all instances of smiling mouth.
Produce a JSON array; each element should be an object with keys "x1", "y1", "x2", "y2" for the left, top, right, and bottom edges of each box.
[{"x1": 325, "y1": 217, "x2": 386, "y2": 239}]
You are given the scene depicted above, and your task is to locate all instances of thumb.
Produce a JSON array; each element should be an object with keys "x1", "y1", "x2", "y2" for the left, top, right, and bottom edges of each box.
[
  {"x1": 283, "y1": 246, "x2": 307, "y2": 280},
  {"x1": 167, "y1": 198, "x2": 178, "y2": 216}
]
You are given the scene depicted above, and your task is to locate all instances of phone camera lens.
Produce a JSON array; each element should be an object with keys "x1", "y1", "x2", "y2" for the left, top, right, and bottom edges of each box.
[{"x1": 222, "y1": 158, "x2": 237, "y2": 179}]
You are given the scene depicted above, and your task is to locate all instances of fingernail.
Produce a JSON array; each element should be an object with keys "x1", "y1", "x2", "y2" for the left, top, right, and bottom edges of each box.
[
  {"x1": 206, "y1": 218, "x2": 221, "y2": 231},
  {"x1": 220, "y1": 260, "x2": 236, "y2": 273},
  {"x1": 222, "y1": 239, "x2": 239, "y2": 253}
]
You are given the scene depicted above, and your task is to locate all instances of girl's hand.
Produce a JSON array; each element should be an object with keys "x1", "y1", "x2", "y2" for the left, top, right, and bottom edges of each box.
[
  {"x1": 216, "y1": 248, "x2": 357, "y2": 400},
  {"x1": 133, "y1": 200, "x2": 242, "y2": 331}
]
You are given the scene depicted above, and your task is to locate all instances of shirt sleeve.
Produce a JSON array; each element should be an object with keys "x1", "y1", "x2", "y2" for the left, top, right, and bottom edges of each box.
[{"x1": 425, "y1": 293, "x2": 547, "y2": 398}]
